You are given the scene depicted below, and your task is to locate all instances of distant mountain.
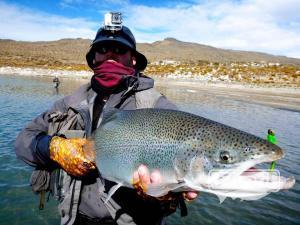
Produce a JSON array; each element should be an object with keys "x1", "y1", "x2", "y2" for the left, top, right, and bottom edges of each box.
[
  {"x1": 138, "y1": 38, "x2": 300, "y2": 65},
  {"x1": 0, "y1": 38, "x2": 299, "y2": 67},
  {"x1": 0, "y1": 38, "x2": 91, "y2": 66}
]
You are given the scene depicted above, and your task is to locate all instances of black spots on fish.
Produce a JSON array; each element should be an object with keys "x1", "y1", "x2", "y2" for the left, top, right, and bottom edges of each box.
[
  {"x1": 206, "y1": 154, "x2": 212, "y2": 159},
  {"x1": 206, "y1": 150, "x2": 212, "y2": 154},
  {"x1": 192, "y1": 133, "x2": 200, "y2": 140},
  {"x1": 220, "y1": 133, "x2": 225, "y2": 139},
  {"x1": 176, "y1": 159, "x2": 188, "y2": 174},
  {"x1": 190, "y1": 148, "x2": 196, "y2": 153},
  {"x1": 188, "y1": 135, "x2": 198, "y2": 142},
  {"x1": 262, "y1": 145, "x2": 268, "y2": 150},
  {"x1": 183, "y1": 146, "x2": 197, "y2": 158},
  {"x1": 266, "y1": 143, "x2": 271, "y2": 148},
  {"x1": 243, "y1": 147, "x2": 252, "y2": 154}
]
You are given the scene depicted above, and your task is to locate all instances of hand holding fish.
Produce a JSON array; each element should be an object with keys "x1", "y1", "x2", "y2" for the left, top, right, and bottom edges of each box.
[
  {"x1": 133, "y1": 164, "x2": 198, "y2": 201},
  {"x1": 49, "y1": 136, "x2": 96, "y2": 176}
]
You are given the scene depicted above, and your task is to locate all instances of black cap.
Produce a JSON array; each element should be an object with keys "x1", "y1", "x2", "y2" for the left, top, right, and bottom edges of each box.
[{"x1": 86, "y1": 26, "x2": 147, "y2": 71}]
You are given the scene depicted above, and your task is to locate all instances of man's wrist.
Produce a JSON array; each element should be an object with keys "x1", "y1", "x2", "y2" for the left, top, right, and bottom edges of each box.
[{"x1": 34, "y1": 133, "x2": 53, "y2": 165}]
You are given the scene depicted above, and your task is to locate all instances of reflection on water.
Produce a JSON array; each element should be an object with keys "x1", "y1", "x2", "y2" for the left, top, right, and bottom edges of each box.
[{"x1": 0, "y1": 74, "x2": 299, "y2": 225}]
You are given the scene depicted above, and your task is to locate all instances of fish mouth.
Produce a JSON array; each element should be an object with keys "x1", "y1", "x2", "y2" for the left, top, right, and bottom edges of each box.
[
  {"x1": 243, "y1": 146, "x2": 284, "y2": 173},
  {"x1": 238, "y1": 147, "x2": 295, "y2": 191},
  {"x1": 268, "y1": 147, "x2": 284, "y2": 161},
  {"x1": 206, "y1": 146, "x2": 295, "y2": 197}
]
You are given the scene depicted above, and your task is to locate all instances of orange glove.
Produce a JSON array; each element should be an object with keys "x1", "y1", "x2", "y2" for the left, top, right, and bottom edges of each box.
[{"x1": 49, "y1": 136, "x2": 96, "y2": 176}]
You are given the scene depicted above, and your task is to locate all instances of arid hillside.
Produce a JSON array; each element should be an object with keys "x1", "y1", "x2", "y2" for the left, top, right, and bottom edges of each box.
[
  {"x1": 1, "y1": 38, "x2": 300, "y2": 87},
  {"x1": 138, "y1": 38, "x2": 300, "y2": 65},
  {"x1": 0, "y1": 38, "x2": 91, "y2": 70},
  {"x1": 1, "y1": 38, "x2": 300, "y2": 69}
]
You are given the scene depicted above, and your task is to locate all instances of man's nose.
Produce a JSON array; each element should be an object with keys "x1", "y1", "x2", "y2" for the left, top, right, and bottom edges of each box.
[{"x1": 104, "y1": 50, "x2": 118, "y2": 60}]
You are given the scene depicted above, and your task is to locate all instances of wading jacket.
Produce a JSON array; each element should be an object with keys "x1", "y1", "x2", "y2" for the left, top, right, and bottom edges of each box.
[{"x1": 15, "y1": 75, "x2": 178, "y2": 225}]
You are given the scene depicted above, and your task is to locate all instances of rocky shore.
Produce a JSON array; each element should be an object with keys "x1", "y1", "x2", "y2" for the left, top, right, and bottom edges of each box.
[
  {"x1": 0, "y1": 66, "x2": 92, "y2": 79},
  {"x1": 1, "y1": 65, "x2": 300, "y2": 111},
  {"x1": 146, "y1": 60, "x2": 300, "y2": 88},
  {"x1": 1, "y1": 60, "x2": 300, "y2": 87}
]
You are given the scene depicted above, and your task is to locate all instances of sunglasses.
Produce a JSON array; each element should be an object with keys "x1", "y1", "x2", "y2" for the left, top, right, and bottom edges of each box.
[{"x1": 95, "y1": 44, "x2": 129, "y2": 55}]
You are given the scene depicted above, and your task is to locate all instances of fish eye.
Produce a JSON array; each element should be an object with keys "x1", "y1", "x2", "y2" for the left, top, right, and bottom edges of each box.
[{"x1": 220, "y1": 151, "x2": 230, "y2": 162}]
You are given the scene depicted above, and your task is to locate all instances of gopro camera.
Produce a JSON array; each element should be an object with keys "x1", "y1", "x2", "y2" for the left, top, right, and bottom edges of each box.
[{"x1": 104, "y1": 12, "x2": 122, "y2": 31}]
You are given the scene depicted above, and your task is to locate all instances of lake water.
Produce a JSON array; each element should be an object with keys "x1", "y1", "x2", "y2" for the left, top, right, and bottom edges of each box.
[{"x1": 0, "y1": 74, "x2": 299, "y2": 225}]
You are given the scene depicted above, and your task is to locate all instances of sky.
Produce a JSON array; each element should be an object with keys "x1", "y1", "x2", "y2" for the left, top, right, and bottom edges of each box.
[{"x1": 0, "y1": 0, "x2": 299, "y2": 58}]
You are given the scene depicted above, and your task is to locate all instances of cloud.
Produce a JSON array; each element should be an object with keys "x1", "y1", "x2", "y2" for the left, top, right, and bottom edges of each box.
[
  {"x1": 0, "y1": 0, "x2": 299, "y2": 58},
  {"x1": 0, "y1": 1, "x2": 97, "y2": 41},
  {"x1": 123, "y1": 0, "x2": 300, "y2": 58},
  {"x1": 60, "y1": 0, "x2": 86, "y2": 8}
]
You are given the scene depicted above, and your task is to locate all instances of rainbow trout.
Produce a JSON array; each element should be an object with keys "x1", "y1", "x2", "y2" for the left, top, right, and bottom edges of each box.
[{"x1": 94, "y1": 108, "x2": 295, "y2": 202}]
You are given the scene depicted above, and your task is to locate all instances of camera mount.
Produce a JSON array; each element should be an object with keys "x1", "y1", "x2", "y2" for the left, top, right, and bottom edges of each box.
[{"x1": 104, "y1": 12, "x2": 122, "y2": 32}]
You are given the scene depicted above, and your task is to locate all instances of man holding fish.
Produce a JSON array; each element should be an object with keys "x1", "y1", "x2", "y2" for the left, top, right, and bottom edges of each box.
[{"x1": 15, "y1": 12, "x2": 198, "y2": 225}]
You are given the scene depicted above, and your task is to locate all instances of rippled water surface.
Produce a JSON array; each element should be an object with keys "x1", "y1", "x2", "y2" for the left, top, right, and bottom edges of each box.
[{"x1": 0, "y1": 74, "x2": 299, "y2": 225}]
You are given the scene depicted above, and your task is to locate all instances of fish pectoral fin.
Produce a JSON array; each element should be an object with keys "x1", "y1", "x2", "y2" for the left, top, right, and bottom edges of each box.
[
  {"x1": 104, "y1": 182, "x2": 123, "y2": 204},
  {"x1": 217, "y1": 195, "x2": 227, "y2": 204},
  {"x1": 146, "y1": 182, "x2": 186, "y2": 197}
]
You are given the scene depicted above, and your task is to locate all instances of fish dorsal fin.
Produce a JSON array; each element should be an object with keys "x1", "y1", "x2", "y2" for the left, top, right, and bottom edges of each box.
[{"x1": 104, "y1": 182, "x2": 123, "y2": 204}]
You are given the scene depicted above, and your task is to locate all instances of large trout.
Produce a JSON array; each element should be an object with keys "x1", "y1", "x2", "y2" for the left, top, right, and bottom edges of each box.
[{"x1": 94, "y1": 108, "x2": 295, "y2": 202}]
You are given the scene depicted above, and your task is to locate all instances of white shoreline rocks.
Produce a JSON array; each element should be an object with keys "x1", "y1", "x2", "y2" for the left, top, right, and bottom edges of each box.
[
  {"x1": 0, "y1": 66, "x2": 93, "y2": 79},
  {"x1": 1, "y1": 66, "x2": 300, "y2": 94}
]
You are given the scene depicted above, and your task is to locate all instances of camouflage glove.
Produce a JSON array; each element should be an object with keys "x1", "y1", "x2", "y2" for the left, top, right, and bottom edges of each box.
[{"x1": 49, "y1": 136, "x2": 96, "y2": 176}]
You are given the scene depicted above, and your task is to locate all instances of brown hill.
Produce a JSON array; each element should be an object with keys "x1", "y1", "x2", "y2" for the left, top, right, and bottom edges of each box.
[
  {"x1": 138, "y1": 38, "x2": 300, "y2": 64},
  {"x1": 0, "y1": 38, "x2": 91, "y2": 69},
  {"x1": 0, "y1": 38, "x2": 299, "y2": 69}
]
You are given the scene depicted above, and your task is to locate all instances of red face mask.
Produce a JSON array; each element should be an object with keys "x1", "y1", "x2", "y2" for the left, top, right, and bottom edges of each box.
[{"x1": 91, "y1": 60, "x2": 136, "y2": 94}]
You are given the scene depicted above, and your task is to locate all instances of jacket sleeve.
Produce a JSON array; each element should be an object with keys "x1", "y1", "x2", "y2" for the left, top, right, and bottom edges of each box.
[{"x1": 14, "y1": 98, "x2": 67, "y2": 167}]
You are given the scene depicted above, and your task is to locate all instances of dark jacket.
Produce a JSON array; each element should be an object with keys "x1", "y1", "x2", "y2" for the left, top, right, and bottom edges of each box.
[{"x1": 15, "y1": 75, "x2": 177, "y2": 225}]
